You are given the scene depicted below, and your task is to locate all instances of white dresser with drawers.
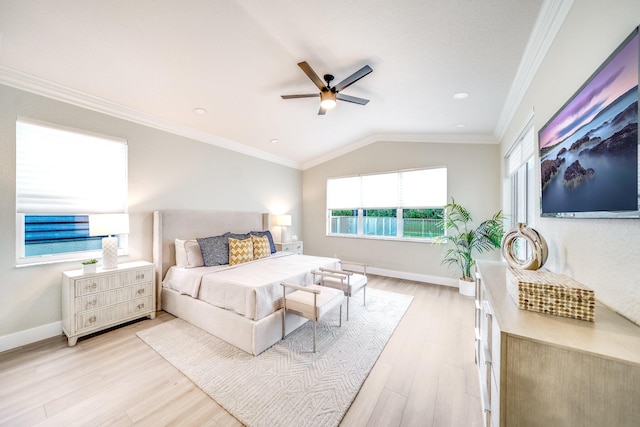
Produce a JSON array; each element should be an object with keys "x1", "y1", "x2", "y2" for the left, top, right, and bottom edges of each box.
[
  {"x1": 275, "y1": 240, "x2": 303, "y2": 255},
  {"x1": 62, "y1": 260, "x2": 155, "y2": 346}
]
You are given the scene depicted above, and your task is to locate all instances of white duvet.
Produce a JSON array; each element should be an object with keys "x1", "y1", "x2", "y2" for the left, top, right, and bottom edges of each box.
[{"x1": 162, "y1": 252, "x2": 339, "y2": 320}]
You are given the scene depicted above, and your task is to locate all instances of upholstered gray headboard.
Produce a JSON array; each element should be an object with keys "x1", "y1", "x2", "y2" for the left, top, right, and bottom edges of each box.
[{"x1": 152, "y1": 210, "x2": 270, "y2": 309}]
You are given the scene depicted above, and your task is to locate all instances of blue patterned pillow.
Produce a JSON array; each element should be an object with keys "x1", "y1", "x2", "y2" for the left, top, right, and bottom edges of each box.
[
  {"x1": 197, "y1": 233, "x2": 230, "y2": 266},
  {"x1": 250, "y1": 230, "x2": 276, "y2": 253}
]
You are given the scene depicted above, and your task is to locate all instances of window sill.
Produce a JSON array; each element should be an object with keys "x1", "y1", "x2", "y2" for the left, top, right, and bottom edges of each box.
[
  {"x1": 326, "y1": 233, "x2": 439, "y2": 244},
  {"x1": 15, "y1": 250, "x2": 129, "y2": 268}
]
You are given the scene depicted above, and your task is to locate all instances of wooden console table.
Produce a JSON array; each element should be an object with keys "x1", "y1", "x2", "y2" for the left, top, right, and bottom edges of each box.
[{"x1": 475, "y1": 261, "x2": 640, "y2": 427}]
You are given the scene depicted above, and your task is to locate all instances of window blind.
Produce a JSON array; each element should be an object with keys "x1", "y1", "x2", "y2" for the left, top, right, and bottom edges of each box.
[
  {"x1": 16, "y1": 119, "x2": 128, "y2": 214},
  {"x1": 506, "y1": 122, "x2": 535, "y2": 176},
  {"x1": 326, "y1": 176, "x2": 360, "y2": 209},
  {"x1": 399, "y1": 168, "x2": 447, "y2": 207},
  {"x1": 327, "y1": 167, "x2": 447, "y2": 209},
  {"x1": 361, "y1": 172, "x2": 398, "y2": 208}
]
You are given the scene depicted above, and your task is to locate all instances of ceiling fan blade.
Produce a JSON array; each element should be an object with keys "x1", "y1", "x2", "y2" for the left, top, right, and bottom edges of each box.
[
  {"x1": 318, "y1": 105, "x2": 327, "y2": 115},
  {"x1": 281, "y1": 94, "x2": 320, "y2": 99},
  {"x1": 333, "y1": 65, "x2": 373, "y2": 92},
  {"x1": 298, "y1": 61, "x2": 326, "y2": 91},
  {"x1": 336, "y1": 93, "x2": 370, "y2": 105}
]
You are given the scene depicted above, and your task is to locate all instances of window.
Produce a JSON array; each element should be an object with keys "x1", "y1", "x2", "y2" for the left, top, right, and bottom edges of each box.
[
  {"x1": 504, "y1": 118, "x2": 536, "y2": 259},
  {"x1": 16, "y1": 118, "x2": 128, "y2": 265},
  {"x1": 23, "y1": 215, "x2": 103, "y2": 257},
  {"x1": 327, "y1": 167, "x2": 447, "y2": 241}
]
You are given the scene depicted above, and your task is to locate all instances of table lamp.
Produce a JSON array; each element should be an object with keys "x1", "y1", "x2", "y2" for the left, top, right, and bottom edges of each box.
[
  {"x1": 274, "y1": 214, "x2": 292, "y2": 243},
  {"x1": 89, "y1": 213, "x2": 129, "y2": 269}
]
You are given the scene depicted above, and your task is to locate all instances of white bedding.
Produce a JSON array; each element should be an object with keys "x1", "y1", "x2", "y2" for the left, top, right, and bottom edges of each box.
[{"x1": 163, "y1": 252, "x2": 339, "y2": 320}]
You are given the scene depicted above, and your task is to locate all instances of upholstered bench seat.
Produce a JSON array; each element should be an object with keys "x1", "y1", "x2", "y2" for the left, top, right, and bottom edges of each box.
[
  {"x1": 285, "y1": 284, "x2": 344, "y2": 319},
  {"x1": 281, "y1": 282, "x2": 343, "y2": 352}
]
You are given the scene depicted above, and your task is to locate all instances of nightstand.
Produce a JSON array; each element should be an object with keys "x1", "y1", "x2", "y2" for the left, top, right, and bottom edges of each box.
[
  {"x1": 61, "y1": 261, "x2": 155, "y2": 346},
  {"x1": 276, "y1": 241, "x2": 303, "y2": 255}
]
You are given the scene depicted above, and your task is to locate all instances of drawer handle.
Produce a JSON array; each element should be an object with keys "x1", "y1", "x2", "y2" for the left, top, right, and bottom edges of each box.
[
  {"x1": 88, "y1": 316, "x2": 97, "y2": 323},
  {"x1": 87, "y1": 282, "x2": 97, "y2": 290},
  {"x1": 86, "y1": 299, "x2": 97, "y2": 310},
  {"x1": 136, "y1": 272, "x2": 145, "y2": 280},
  {"x1": 137, "y1": 288, "x2": 145, "y2": 295},
  {"x1": 137, "y1": 303, "x2": 145, "y2": 310}
]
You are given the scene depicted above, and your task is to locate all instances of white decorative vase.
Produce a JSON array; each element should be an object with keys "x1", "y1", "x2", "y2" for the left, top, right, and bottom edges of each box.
[{"x1": 459, "y1": 278, "x2": 475, "y2": 297}]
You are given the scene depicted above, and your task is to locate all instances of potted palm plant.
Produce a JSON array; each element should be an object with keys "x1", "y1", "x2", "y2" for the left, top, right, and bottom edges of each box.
[{"x1": 437, "y1": 198, "x2": 504, "y2": 296}]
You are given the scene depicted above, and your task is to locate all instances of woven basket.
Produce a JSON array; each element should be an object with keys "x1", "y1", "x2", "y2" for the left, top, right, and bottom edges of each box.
[{"x1": 506, "y1": 268, "x2": 595, "y2": 322}]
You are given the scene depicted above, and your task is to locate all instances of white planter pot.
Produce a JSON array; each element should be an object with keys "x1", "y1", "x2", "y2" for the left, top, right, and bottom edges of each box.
[
  {"x1": 82, "y1": 263, "x2": 97, "y2": 274},
  {"x1": 458, "y1": 278, "x2": 475, "y2": 297}
]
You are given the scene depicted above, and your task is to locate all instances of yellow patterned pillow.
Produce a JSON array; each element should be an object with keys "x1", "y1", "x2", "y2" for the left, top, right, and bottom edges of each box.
[
  {"x1": 229, "y1": 237, "x2": 254, "y2": 266},
  {"x1": 252, "y1": 235, "x2": 271, "y2": 260}
]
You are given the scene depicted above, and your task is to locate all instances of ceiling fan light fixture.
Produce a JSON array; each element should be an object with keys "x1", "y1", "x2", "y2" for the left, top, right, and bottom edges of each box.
[
  {"x1": 281, "y1": 62, "x2": 372, "y2": 114},
  {"x1": 320, "y1": 91, "x2": 337, "y2": 109}
]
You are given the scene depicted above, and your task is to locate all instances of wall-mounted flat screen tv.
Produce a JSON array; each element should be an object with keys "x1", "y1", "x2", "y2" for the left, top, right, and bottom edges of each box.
[{"x1": 539, "y1": 27, "x2": 639, "y2": 218}]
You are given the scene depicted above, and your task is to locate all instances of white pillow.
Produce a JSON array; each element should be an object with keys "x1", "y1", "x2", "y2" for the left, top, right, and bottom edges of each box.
[{"x1": 174, "y1": 239, "x2": 204, "y2": 268}]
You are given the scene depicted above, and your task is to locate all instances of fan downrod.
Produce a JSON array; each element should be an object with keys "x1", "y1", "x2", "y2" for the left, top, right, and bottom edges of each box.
[{"x1": 323, "y1": 74, "x2": 334, "y2": 87}]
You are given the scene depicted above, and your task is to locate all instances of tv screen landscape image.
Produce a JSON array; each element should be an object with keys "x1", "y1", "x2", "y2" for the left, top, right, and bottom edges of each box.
[{"x1": 539, "y1": 27, "x2": 639, "y2": 218}]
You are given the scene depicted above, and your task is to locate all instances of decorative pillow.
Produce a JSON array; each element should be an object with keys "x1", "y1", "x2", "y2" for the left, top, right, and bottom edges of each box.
[
  {"x1": 197, "y1": 233, "x2": 231, "y2": 266},
  {"x1": 229, "y1": 237, "x2": 254, "y2": 266},
  {"x1": 251, "y1": 235, "x2": 271, "y2": 260},
  {"x1": 175, "y1": 239, "x2": 204, "y2": 268},
  {"x1": 228, "y1": 232, "x2": 250, "y2": 241},
  {"x1": 250, "y1": 230, "x2": 277, "y2": 254}
]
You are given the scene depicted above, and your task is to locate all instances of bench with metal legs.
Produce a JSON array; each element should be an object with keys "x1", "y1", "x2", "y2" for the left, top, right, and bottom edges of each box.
[
  {"x1": 312, "y1": 261, "x2": 368, "y2": 321},
  {"x1": 280, "y1": 281, "x2": 344, "y2": 352}
]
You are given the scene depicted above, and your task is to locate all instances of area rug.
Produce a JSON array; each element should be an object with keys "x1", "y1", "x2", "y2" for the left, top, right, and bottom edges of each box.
[{"x1": 137, "y1": 287, "x2": 412, "y2": 427}]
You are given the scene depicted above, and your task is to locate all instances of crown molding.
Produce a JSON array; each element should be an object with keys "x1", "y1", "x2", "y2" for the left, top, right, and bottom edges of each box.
[
  {"x1": 302, "y1": 132, "x2": 498, "y2": 170},
  {"x1": 494, "y1": 0, "x2": 574, "y2": 141},
  {"x1": 0, "y1": 0, "x2": 568, "y2": 173},
  {"x1": 0, "y1": 66, "x2": 301, "y2": 170}
]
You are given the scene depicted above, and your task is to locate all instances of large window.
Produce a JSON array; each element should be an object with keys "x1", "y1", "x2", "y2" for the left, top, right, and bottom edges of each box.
[
  {"x1": 505, "y1": 120, "x2": 536, "y2": 227},
  {"x1": 16, "y1": 118, "x2": 128, "y2": 265},
  {"x1": 504, "y1": 119, "x2": 536, "y2": 260},
  {"x1": 327, "y1": 167, "x2": 447, "y2": 241}
]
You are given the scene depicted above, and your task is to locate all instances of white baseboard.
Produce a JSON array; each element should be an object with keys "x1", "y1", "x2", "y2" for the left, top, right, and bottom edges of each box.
[
  {"x1": 0, "y1": 321, "x2": 63, "y2": 353},
  {"x1": 0, "y1": 268, "x2": 456, "y2": 354},
  {"x1": 367, "y1": 266, "x2": 458, "y2": 288}
]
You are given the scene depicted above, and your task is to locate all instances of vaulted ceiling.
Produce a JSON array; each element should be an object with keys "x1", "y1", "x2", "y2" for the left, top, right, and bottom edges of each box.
[{"x1": 0, "y1": 0, "x2": 549, "y2": 169}]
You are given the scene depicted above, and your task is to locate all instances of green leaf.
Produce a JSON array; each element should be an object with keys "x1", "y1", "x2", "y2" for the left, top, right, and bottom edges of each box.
[{"x1": 437, "y1": 198, "x2": 504, "y2": 280}]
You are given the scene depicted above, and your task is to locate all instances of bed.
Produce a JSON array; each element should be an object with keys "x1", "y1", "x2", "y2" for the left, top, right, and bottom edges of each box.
[{"x1": 152, "y1": 210, "x2": 340, "y2": 355}]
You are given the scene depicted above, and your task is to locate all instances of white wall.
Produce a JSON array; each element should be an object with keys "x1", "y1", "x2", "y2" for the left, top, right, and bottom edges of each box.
[
  {"x1": 0, "y1": 85, "x2": 302, "y2": 348},
  {"x1": 500, "y1": 0, "x2": 640, "y2": 324},
  {"x1": 302, "y1": 140, "x2": 502, "y2": 284}
]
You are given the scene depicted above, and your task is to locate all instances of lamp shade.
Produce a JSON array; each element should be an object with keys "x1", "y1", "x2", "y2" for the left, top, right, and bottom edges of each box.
[
  {"x1": 89, "y1": 213, "x2": 130, "y2": 237},
  {"x1": 320, "y1": 91, "x2": 337, "y2": 109},
  {"x1": 274, "y1": 214, "x2": 292, "y2": 226}
]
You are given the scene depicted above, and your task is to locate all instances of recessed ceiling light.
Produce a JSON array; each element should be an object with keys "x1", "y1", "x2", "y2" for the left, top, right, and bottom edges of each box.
[
  {"x1": 193, "y1": 107, "x2": 207, "y2": 115},
  {"x1": 269, "y1": 139, "x2": 279, "y2": 144},
  {"x1": 453, "y1": 92, "x2": 469, "y2": 100},
  {"x1": 456, "y1": 123, "x2": 467, "y2": 128}
]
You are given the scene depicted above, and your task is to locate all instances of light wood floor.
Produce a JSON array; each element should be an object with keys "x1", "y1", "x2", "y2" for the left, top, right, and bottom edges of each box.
[{"x1": 0, "y1": 276, "x2": 482, "y2": 426}]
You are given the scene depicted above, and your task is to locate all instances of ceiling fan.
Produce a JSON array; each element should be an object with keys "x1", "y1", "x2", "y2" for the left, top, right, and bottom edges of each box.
[{"x1": 281, "y1": 61, "x2": 373, "y2": 115}]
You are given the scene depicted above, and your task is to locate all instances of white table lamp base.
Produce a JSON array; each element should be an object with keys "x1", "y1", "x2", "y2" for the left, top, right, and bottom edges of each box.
[{"x1": 102, "y1": 236, "x2": 119, "y2": 269}]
